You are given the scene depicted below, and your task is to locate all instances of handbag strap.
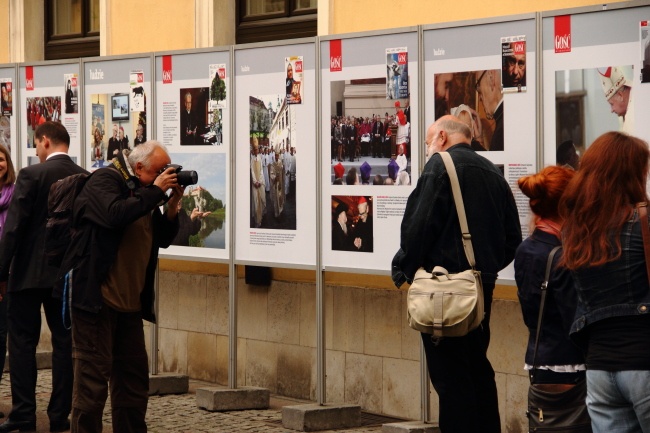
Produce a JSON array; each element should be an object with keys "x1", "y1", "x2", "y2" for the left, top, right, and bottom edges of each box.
[
  {"x1": 530, "y1": 245, "x2": 561, "y2": 384},
  {"x1": 637, "y1": 202, "x2": 650, "y2": 287},
  {"x1": 438, "y1": 152, "x2": 476, "y2": 268}
]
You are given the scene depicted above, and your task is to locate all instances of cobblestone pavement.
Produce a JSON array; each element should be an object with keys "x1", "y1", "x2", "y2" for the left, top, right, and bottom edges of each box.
[{"x1": 0, "y1": 370, "x2": 389, "y2": 433}]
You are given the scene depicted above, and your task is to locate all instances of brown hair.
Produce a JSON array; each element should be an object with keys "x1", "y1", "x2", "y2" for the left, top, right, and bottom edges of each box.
[
  {"x1": 0, "y1": 145, "x2": 15, "y2": 186},
  {"x1": 518, "y1": 165, "x2": 574, "y2": 220},
  {"x1": 560, "y1": 131, "x2": 649, "y2": 270},
  {"x1": 34, "y1": 121, "x2": 70, "y2": 146}
]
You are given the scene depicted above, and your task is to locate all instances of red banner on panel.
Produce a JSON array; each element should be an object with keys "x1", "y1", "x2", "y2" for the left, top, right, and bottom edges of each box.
[
  {"x1": 554, "y1": 15, "x2": 571, "y2": 53},
  {"x1": 162, "y1": 55, "x2": 172, "y2": 84},
  {"x1": 330, "y1": 40, "x2": 342, "y2": 72},
  {"x1": 25, "y1": 66, "x2": 34, "y2": 91}
]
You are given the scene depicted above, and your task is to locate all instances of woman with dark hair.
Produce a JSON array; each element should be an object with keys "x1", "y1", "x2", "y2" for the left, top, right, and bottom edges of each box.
[
  {"x1": 560, "y1": 131, "x2": 650, "y2": 433},
  {"x1": 0, "y1": 144, "x2": 15, "y2": 417},
  {"x1": 515, "y1": 165, "x2": 586, "y2": 385}
]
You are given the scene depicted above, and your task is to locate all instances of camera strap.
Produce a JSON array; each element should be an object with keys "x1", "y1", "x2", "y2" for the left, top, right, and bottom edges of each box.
[{"x1": 111, "y1": 150, "x2": 137, "y2": 191}]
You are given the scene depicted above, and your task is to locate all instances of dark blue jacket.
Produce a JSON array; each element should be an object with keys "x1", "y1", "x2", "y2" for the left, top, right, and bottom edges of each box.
[
  {"x1": 392, "y1": 144, "x2": 521, "y2": 289},
  {"x1": 515, "y1": 229, "x2": 584, "y2": 366},
  {"x1": 570, "y1": 208, "x2": 650, "y2": 336}
]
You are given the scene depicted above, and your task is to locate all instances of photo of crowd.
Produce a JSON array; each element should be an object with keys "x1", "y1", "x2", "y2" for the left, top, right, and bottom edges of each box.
[
  {"x1": 331, "y1": 195, "x2": 373, "y2": 252},
  {"x1": 330, "y1": 78, "x2": 411, "y2": 186},
  {"x1": 434, "y1": 69, "x2": 503, "y2": 151},
  {"x1": 25, "y1": 97, "x2": 61, "y2": 148},
  {"x1": 249, "y1": 94, "x2": 297, "y2": 230}
]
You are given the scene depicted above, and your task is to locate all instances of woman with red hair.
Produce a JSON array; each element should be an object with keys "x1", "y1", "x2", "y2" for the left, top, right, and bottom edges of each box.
[
  {"x1": 560, "y1": 131, "x2": 650, "y2": 433},
  {"x1": 515, "y1": 166, "x2": 587, "y2": 388}
]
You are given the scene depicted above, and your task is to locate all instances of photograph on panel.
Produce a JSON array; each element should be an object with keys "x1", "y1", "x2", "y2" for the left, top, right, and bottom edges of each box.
[
  {"x1": 0, "y1": 82, "x2": 10, "y2": 152},
  {"x1": 285, "y1": 56, "x2": 303, "y2": 105},
  {"x1": 386, "y1": 47, "x2": 409, "y2": 100},
  {"x1": 249, "y1": 94, "x2": 297, "y2": 230},
  {"x1": 180, "y1": 87, "x2": 216, "y2": 146},
  {"x1": 89, "y1": 92, "x2": 146, "y2": 169},
  {"x1": 330, "y1": 79, "x2": 411, "y2": 186},
  {"x1": 25, "y1": 97, "x2": 62, "y2": 149},
  {"x1": 501, "y1": 35, "x2": 527, "y2": 93},
  {"x1": 555, "y1": 65, "x2": 633, "y2": 169},
  {"x1": 64, "y1": 73, "x2": 79, "y2": 114},
  {"x1": 642, "y1": 20, "x2": 650, "y2": 83},
  {"x1": 168, "y1": 152, "x2": 226, "y2": 249},
  {"x1": 1, "y1": 81, "x2": 12, "y2": 117},
  {"x1": 331, "y1": 195, "x2": 373, "y2": 253},
  {"x1": 434, "y1": 70, "x2": 503, "y2": 152}
]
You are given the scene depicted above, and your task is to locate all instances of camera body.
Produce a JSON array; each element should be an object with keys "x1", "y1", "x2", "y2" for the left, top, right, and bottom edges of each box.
[{"x1": 162, "y1": 164, "x2": 198, "y2": 186}]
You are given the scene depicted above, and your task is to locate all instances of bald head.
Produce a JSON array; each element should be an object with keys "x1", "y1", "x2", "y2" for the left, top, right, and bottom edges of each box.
[{"x1": 425, "y1": 115, "x2": 472, "y2": 160}]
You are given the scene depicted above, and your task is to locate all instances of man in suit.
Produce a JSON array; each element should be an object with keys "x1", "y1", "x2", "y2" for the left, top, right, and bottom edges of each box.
[
  {"x1": 0, "y1": 121, "x2": 88, "y2": 433},
  {"x1": 371, "y1": 116, "x2": 383, "y2": 158},
  {"x1": 180, "y1": 92, "x2": 202, "y2": 145}
]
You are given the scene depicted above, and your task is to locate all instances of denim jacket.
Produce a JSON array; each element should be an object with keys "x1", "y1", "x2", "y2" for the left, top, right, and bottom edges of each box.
[
  {"x1": 570, "y1": 208, "x2": 650, "y2": 336},
  {"x1": 392, "y1": 144, "x2": 522, "y2": 289},
  {"x1": 515, "y1": 229, "x2": 584, "y2": 366}
]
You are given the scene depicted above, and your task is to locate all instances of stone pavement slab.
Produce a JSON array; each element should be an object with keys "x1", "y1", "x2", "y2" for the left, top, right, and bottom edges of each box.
[{"x1": 0, "y1": 370, "x2": 391, "y2": 432}]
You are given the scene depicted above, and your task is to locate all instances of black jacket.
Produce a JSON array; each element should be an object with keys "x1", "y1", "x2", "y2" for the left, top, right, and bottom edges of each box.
[
  {"x1": 55, "y1": 165, "x2": 178, "y2": 323},
  {"x1": 0, "y1": 154, "x2": 88, "y2": 290}
]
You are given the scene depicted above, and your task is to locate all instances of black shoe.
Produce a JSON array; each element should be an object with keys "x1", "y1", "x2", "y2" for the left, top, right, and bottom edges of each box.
[
  {"x1": 0, "y1": 418, "x2": 36, "y2": 432},
  {"x1": 50, "y1": 419, "x2": 70, "y2": 432}
]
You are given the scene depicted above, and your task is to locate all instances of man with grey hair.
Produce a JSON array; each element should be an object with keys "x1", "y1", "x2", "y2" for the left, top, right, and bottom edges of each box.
[
  {"x1": 56, "y1": 141, "x2": 182, "y2": 433},
  {"x1": 393, "y1": 115, "x2": 521, "y2": 433}
]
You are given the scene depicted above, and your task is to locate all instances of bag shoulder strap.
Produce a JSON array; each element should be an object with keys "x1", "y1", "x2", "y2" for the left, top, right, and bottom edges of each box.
[
  {"x1": 438, "y1": 151, "x2": 476, "y2": 268},
  {"x1": 530, "y1": 245, "x2": 561, "y2": 384},
  {"x1": 637, "y1": 202, "x2": 650, "y2": 287}
]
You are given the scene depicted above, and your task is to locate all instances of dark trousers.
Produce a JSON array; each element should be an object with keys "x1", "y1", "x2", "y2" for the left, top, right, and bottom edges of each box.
[
  {"x1": 0, "y1": 297, "x2": 6, "y2": 384},
  {"x1": 420, "y1": 289, "x2": 500, "y2": 433},
  {"x1": 71, "y1": 306, "x2": 149, "y2": 433},
  {"x1": 6, "y1": 288, "x2": 73, "y2": 423}
]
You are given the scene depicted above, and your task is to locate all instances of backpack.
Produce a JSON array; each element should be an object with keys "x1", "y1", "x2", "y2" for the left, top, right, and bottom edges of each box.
[{"x1": 45, "y1": 172, "x2": 91, "y2": 268}]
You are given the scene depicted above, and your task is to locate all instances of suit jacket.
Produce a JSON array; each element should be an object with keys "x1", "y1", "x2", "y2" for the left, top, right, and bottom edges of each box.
[{"x1": 0, "y1": 154, "x2": 88, "y2": 291}]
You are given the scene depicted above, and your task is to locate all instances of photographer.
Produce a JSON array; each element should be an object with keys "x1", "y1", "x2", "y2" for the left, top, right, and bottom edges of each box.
[{"x1": 56, "y1": 141, "x2": 182, "y2": 433}]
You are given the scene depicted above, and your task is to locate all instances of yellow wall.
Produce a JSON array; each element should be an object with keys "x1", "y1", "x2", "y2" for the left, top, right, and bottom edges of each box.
[
  {"x1": 0, "y1": 0, "x2": 7, "y2": 63},
  {"x1": 108, "y1": 1, "x2": 195, "y2": 55},
  {"x1": 328, "y1": 0, "x2": 629, "y2": 34}
]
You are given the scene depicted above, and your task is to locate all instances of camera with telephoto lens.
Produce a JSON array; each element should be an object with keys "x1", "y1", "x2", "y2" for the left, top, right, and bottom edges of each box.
[{"x1": 161, "y1": 164, "x2": 198, "y2": 186}]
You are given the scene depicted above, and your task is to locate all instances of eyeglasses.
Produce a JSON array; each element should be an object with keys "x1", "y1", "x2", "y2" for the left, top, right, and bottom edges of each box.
[{"x1": 475, "y1": 70, "x2": 487, "y2": 93}]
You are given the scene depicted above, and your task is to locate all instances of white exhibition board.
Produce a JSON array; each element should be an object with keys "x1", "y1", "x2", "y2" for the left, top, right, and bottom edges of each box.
[
  {"x1": 542, "y1": 5, "x2": 650, "y2": 166},
  {"x1": 320, "y1": 30, "x2": 419, "y2": 273},
  {"x1": 423, "y1": 17, "x2": 538, "y2": 281},
  {"x1": 82, "y1": 55, "x2": 152, "y2": 172},
  {"x1": 0, "y1": 66, "x2": 18, "y2": 169},
  {"x1": 234, "y1": 41, "x2": 317, "y2": 267},
  {"x1": 19, "y1": 61, "x2": 82, "y2": 169},
  {"x1": 155, "y1": 49, "x2": 231, "y2": 261}
]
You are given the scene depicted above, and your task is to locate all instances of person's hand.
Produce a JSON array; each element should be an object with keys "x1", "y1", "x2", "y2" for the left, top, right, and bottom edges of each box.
[
  {"x1": 354, "y1": 237, "x2": 362, "y2": 249},
  {"x1": 166, "y1": 184, "x2": 185, "y2": 219},
  {"x1": 154, "y1": 166, "x2": 179, "y2": 193}
]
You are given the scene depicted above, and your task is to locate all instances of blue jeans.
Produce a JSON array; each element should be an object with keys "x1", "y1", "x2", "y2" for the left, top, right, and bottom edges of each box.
[{"x1": 587, "y1": 370, "x2": 650, "y2": 433}]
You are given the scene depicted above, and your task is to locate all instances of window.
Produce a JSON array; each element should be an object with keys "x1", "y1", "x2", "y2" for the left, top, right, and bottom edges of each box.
[
  {"x1": 237, "y1": 0, "x2": 317, "y2": 44},
  {"x1": 45, "y1": 0, "x2": 100, "y2": 60}
]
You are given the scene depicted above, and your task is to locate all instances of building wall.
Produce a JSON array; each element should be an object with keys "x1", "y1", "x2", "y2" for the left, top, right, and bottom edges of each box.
[
  {"x1": 153, "y1": 268, "x2": 531, "y2": 432},
  {"x1": 323, "y1": 0, "x2": 628, "y2": 35}
]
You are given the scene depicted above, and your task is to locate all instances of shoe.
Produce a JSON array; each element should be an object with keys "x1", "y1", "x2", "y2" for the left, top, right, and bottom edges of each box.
[
  {"x1": 50, "y1": 419, "x2": 70, "y2": 432},
  {"x1": 0, "y1": 418, "x2": 36, "y2": 432}
]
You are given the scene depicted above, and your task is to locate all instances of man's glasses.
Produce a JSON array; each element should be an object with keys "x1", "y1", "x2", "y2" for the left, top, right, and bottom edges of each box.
[{"x1": 475, "y1": 70, "x2": 487, "y2": 93}]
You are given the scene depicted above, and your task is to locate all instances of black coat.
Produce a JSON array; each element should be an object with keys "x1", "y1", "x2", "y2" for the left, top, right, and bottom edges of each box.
[
  {"x1": 55, "y1": 166, "x2": 178, "y2": 323},
  {"x1": 0, "y1": 154, "x2": 88, "y2": 290}
]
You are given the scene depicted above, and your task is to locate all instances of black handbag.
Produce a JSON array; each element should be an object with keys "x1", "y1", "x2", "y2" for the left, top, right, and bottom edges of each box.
[{"x1": 526, "y1": 246, "x2": 592, "y2": 433}]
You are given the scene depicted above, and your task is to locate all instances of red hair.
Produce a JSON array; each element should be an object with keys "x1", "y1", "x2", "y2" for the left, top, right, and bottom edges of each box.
[
  {"x1": 560, "y1": 132, "x2": 649, "y2": 270},
  {"x1": 518, "y1": 165, "x2": 575, "y2": 220}
]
